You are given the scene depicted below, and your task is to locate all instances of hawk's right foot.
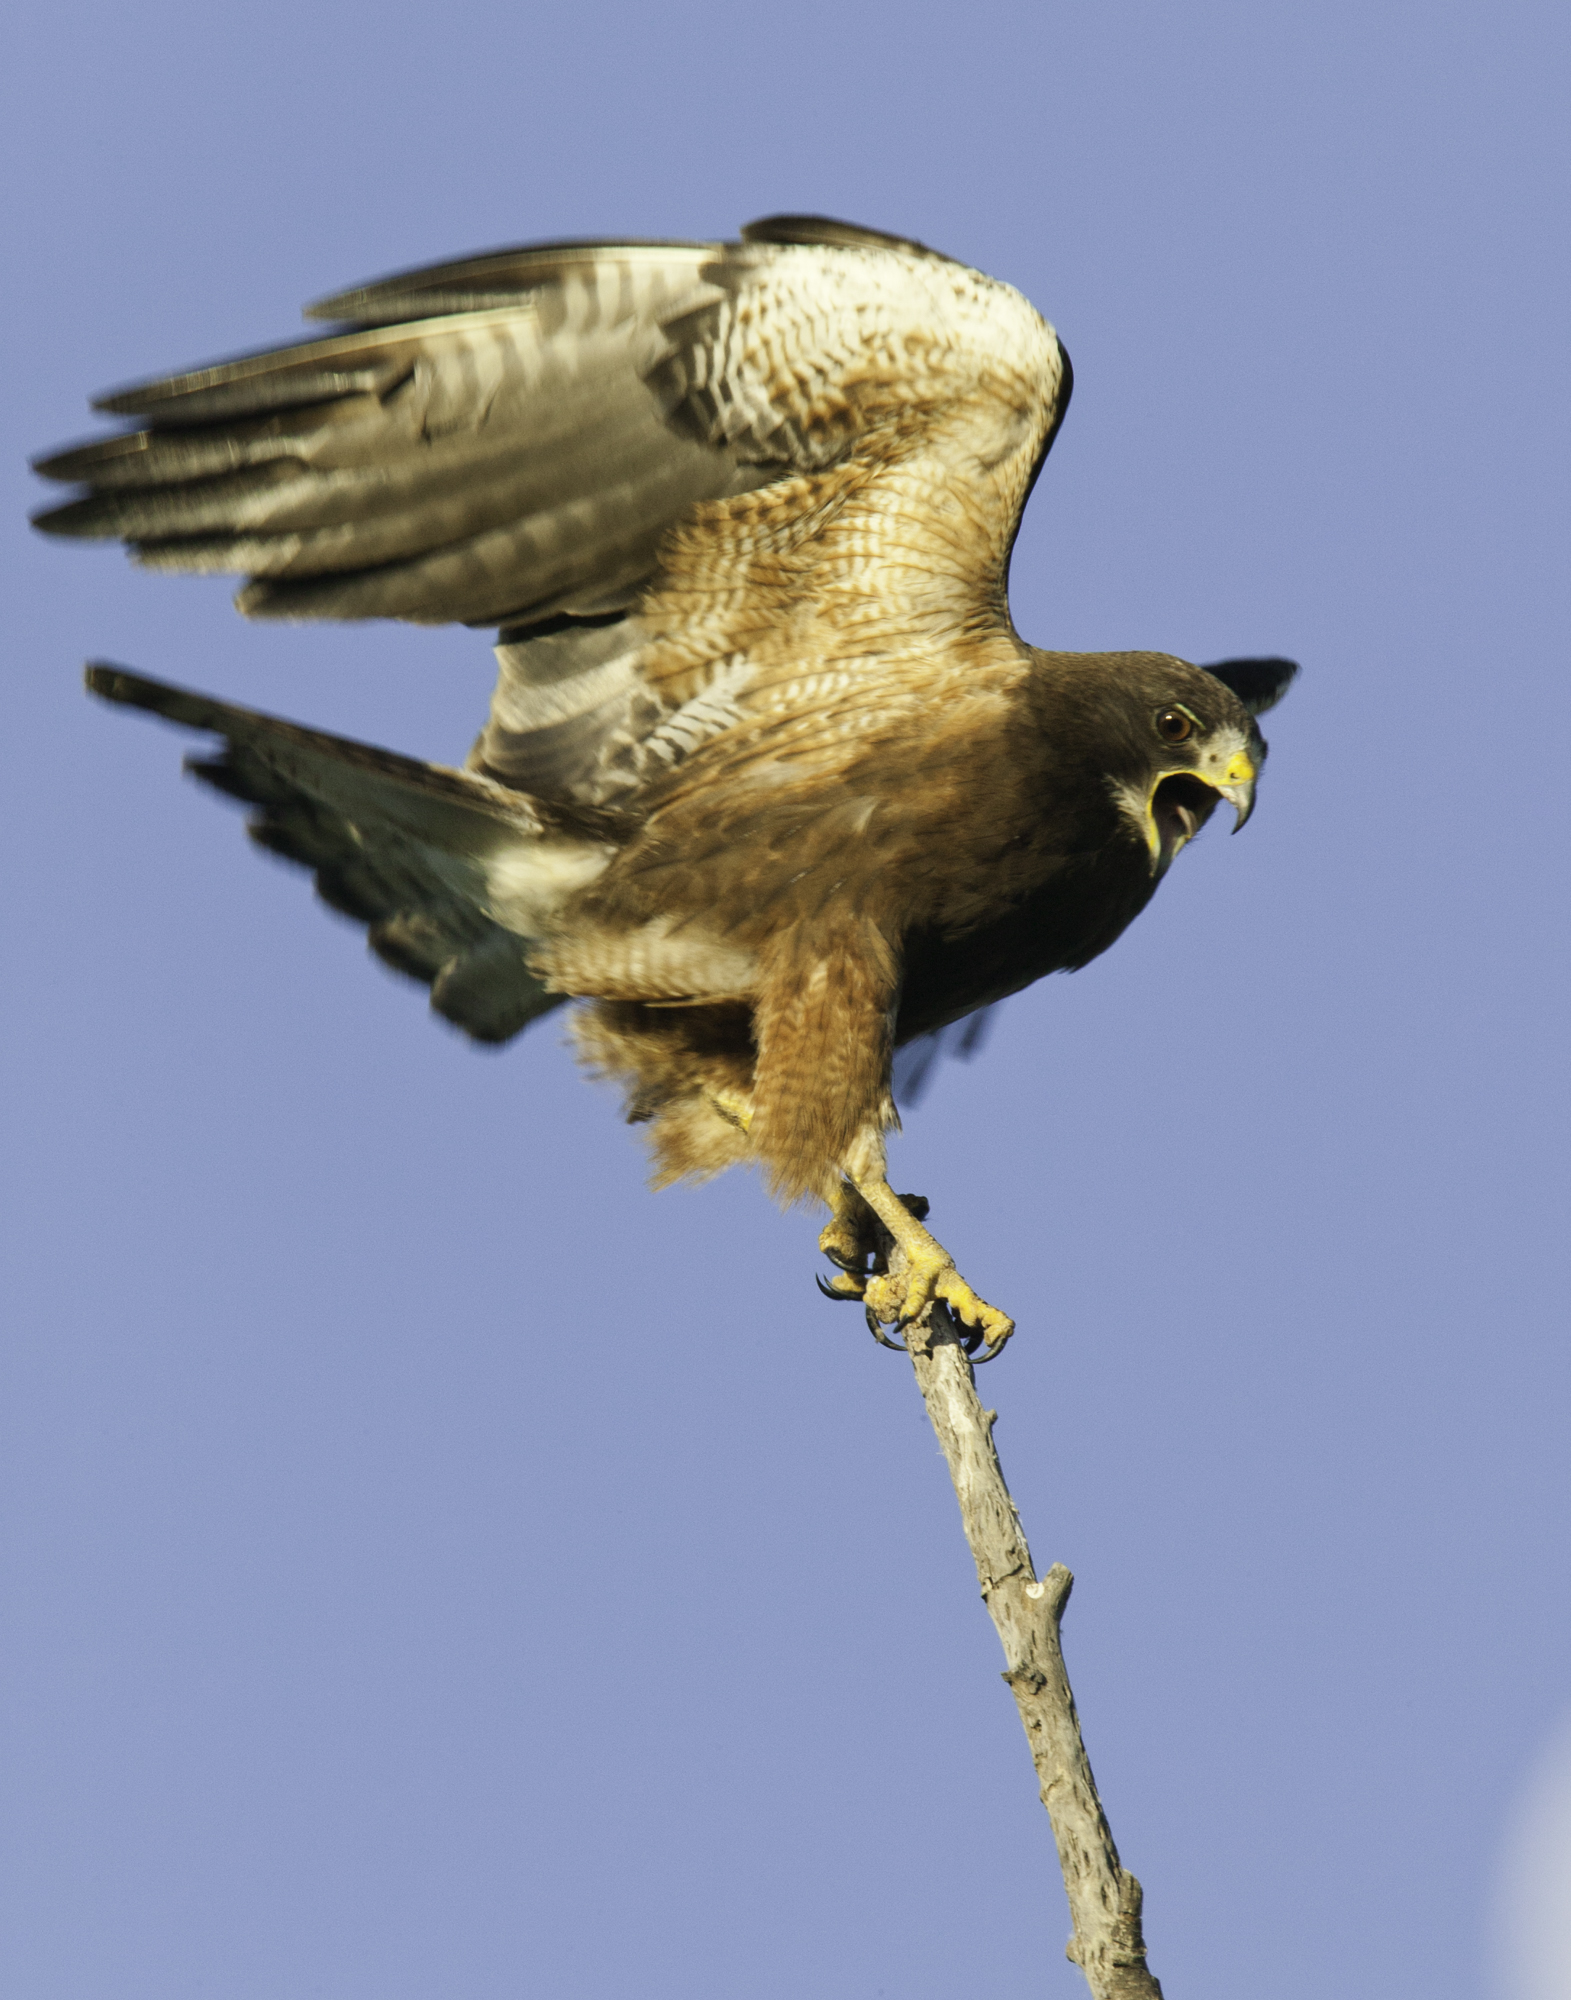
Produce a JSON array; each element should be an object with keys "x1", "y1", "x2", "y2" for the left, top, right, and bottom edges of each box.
[{"x1": 851, "y1": 1178, "x2": 1015, "y2": 1360}]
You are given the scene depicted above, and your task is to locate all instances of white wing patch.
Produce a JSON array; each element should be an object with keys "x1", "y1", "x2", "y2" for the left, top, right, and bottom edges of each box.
[{"x1": 481, "y1": 837, "x2": 615, "y2": 934}]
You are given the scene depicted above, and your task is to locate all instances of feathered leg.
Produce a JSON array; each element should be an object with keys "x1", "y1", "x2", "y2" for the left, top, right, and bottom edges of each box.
[
  {"x1": 747, "y1": 921, "x2": 901, "y2": 1208},
  {"x1": 748, "y1": 924, "x2": 1014, "y2": 1353}
]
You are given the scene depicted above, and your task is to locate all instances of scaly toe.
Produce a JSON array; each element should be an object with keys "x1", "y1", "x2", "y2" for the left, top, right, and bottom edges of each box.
[
  {"x1": 934, "y1": 1270, "x2": 1015, "y2": 1354},
  {"x1": 861, "y1": 1244, "x2": 952, "y2": 1330}
]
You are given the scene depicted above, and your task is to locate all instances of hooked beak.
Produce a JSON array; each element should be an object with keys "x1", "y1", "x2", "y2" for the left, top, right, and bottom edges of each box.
[
  {"x1": 1145, "y1": 748, "x2": 1257, "y2": 872},
  {"x1": 1217, "y1": 746, "x2": 1258, "y2": 832}
]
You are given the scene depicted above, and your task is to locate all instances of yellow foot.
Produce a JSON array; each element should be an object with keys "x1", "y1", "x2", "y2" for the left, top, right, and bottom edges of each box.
[
  {"x1": 816, "y1": 1182, "x2": 883, "y2": 1301},
  {"x1": 816, "y1": 1176, "x2": 1015, "y2": 1357},
  {"x1": 863, "y1": 1251, "x2": 1014, "y2": 1356}
]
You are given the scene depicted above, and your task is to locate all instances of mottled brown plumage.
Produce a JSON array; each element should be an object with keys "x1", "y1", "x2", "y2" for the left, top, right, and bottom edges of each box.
[{"x1": 36, "y1": 216, "x2": 1296, "y2": 1349}]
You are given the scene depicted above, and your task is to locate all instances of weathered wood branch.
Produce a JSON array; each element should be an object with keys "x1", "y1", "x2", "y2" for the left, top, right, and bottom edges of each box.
[{"x1": 894, "y1": 1282, "x2": 1165, "y2": 1999}]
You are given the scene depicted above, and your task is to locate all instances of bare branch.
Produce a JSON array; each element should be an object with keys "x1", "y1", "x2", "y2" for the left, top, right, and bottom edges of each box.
[{"x1": 895, "y1": 1289, "x2": 1165, "y2": 1998}]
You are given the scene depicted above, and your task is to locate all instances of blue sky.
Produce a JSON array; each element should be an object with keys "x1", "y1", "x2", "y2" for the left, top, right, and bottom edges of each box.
[{"x1": 4, "y1": 3, "x2": 1568, "y2": 1996}]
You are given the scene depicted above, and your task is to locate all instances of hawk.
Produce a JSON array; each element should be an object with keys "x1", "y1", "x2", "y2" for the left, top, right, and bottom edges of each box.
[{"x1": 32, "y1": 215, "x2": 1296, "y2": 1356}]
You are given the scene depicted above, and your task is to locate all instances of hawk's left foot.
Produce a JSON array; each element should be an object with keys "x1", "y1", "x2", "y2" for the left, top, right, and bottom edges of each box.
[{"x1": 816, "y1": 1182, "x2": 931, "y2": 1303}]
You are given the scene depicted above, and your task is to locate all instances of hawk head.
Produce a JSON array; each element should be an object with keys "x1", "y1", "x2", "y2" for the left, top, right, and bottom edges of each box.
[{"x1": 1103, "y1": 654, "x2": 1298, "y2": 875}]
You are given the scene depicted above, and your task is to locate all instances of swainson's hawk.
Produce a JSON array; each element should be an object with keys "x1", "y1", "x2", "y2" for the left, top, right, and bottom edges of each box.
[{"x1": 33, "y1": 215, "x2": 1296, "y2": 1355}]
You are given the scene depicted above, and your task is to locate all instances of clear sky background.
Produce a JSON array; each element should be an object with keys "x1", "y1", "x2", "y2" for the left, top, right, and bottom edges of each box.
[{"x1": 4, "y1": 3, "x2": 1568, "y2": 1996}]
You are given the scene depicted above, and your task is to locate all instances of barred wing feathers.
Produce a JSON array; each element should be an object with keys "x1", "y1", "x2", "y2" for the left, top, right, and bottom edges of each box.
[
  {"x1": 37, "y1": 258, "x2": 760, "y2": 629},
  {"x1": 474, "y1": 227, "x2": 1071, "y2": 805},
  {"x1": 39, "y1": 220, "x2": 1069, "y2": 818}
]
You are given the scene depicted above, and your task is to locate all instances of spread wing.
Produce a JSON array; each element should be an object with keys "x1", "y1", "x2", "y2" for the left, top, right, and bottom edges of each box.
[
  {"x1": 37, "y1": 217, "x2": 1071, "y2": 810},
  {"x1": 85, "y1": 664, "x2": 629, "y2": 1043},
  {"x1": 34, "y1": 237, "x2": 750, "y2": 627}
]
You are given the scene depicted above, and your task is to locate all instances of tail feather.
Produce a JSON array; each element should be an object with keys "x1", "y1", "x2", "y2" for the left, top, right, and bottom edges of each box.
[{"x1": 86, "y1": 664, "x2": 626, "y2": 1043}]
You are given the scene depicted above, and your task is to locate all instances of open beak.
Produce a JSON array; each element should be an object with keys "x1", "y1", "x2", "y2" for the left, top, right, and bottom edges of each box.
[{"x1": 1146, "y1": 749, "x2": 1257, "y2": 871}]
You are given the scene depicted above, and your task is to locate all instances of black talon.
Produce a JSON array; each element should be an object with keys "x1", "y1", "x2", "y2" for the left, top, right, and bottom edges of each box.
[
  {"x1": 865, "y1": 1304, "x2": 909, "y2": 1352},
  {"x1": 816, "y1": 1272, "x2": 867, "y2": 1303}
]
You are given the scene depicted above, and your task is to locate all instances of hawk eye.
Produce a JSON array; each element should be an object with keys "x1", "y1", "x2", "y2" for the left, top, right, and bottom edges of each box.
[{"x1": 1155, "y1": 706, "x2": 1196, "y2": 745}]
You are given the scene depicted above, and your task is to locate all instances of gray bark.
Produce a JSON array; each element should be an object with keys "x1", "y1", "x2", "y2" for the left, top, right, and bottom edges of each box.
[{"x1": 896, "y1": 1293, "x2": 1165, "y2": 1999}]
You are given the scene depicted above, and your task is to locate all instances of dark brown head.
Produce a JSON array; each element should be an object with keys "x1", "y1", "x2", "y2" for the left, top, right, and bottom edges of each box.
[{"x1": 1035, "y1": 651, "x2": 1297, "y2": 877}]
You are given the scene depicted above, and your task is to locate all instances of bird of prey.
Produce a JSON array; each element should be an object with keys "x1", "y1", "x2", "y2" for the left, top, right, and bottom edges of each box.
[{"x1": 32, "y1": 214, "x2": 1295, "y2": 1357}]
